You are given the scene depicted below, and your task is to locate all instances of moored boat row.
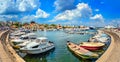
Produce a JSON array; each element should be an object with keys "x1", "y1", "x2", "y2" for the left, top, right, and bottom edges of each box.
[
  {"x1": 10, "y1": 29, "x2": 55, "y2": 54},
  {"x1": 66, "y1": 30, "x2": 110, "y2": 59},
  {"x1": 10, "y1": 28, "x2": 110, "y2": 60}
]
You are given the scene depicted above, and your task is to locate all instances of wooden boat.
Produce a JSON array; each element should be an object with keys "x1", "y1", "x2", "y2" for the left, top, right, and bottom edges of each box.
[
  {"x1": 67, "y1": 41, "x2": 99, "y2": 59},
  {"x1": 79, "y1": 42, "x2": 105, "y2": 51}
]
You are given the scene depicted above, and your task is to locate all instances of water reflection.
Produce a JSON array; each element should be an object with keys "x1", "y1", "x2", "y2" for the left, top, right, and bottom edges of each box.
[
  {"x1": 24, "y1": 48, "x2": 55, "y2": 62},
  {"x1": 22, "y1": 30, "x2": 110, "y2": 62}
]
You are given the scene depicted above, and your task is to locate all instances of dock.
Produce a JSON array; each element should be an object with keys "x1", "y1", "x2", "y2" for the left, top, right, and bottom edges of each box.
[
  {"x1": 0, "y1": 31, "x2": 25, "y2": 62},
  {"x1": 96, "y1": 30, "x2": 120, "y2": 62},
  {"x1": 0, "y1": 31, "x2": 13, "y2": 62}
]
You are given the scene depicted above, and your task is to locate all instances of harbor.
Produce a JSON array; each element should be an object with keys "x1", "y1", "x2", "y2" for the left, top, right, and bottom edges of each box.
[
  {"x1": 97, "y1": 30, "x2": 120, "y2": 62},
  {"x1": 0, "y1": 28, "x2": 116, "y2": 62},
  {"x1": 0, "y1": 0, "x2": 120, "y2": 62}
]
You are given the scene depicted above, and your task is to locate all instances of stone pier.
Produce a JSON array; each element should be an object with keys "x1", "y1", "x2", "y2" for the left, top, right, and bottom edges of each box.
[
  {"x1": 96, "y1": 30, "x2": 120, "y2": 62},
  {"x1": 0, "y1": 31, "x2": 25, "y2": 62}
]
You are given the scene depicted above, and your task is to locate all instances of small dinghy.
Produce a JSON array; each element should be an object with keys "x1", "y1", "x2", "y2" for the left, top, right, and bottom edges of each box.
[
  {"x1": 79, "y1": 42, "x2": 105, "y2": 51},
  {"x1": 67, "y1": 41, "x2": 99, "y2": 59}
]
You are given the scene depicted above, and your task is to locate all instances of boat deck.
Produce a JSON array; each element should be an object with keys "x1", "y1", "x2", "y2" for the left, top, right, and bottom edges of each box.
[{"x1": 96, "y1": 30, "x2": 120, "y2": 62}]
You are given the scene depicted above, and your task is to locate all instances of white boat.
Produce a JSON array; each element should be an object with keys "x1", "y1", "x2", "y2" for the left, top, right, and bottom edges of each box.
[
  {"x1": 10, "y1": 31, "x2": 26, "y2": 39},
  {"x1": 20, "y1": 33, "x2": 37, "y2": 39},
  {"x1": 90, "y1": 30, "x2": 109, "y2": 43},
  {"x1": 11, "y1": 39, "x2": 26, "y2": 44},
  {"x1": 17, "y1": 40, "x2": 31, "y2": 47},
  {"x1": 11, "y1": 33, "x2": 37, "y2": 48},
  {"x1": 11, "y1": 31, "x2": 25, "y2": 36},
  {"x1": 96, "y1": 37, "x2": 109, "y2": 43},
  {"x1": 11, "y1": 32, "x2": 37, "y2": 42},
  {"x1": 20, "y1": 37, "x2": 55, "y2": 54}
]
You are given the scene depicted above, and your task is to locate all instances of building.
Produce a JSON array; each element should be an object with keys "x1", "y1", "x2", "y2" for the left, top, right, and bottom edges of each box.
[
  {"x1": 22, "y1": 21, "x2": 39, "y2": 31},
  {"x1": 57, "y1": 24, "x2": 62, "y2": 29}
]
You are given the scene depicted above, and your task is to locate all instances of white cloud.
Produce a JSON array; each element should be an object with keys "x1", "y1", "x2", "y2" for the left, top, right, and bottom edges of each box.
[
  {"x1": 20, "y1": 15, "x2": 35, "y2": 22},
  {"x1": 18, "y1": 0, "x2": 39, "y2": 12},
  {"x1": 54, "y1": 0, "x2": 75, "y2": 11},
  {"x1": 108, "y1": 19, "x2": 120, "y2": 26},
  {"x1": 0, "y1": 15, "x2": 18, "y2": 21},
  {"x1": 0, "y1": 0, "x2": 8, "y2": 14},
  {"x1": 0, "y1": 0, "x2": 50, "y2": 22},
  {"x1": 50, "y1": 3, "x2": 92, "y2": 22},
  {"x1": 95, "y1": 9, "x2": 99, "y2": 12},
  {"x1": 35, "y1": 9, "x2": 50, "y2": 18},
  {"x1": 21, "y1": 9, "x2": 49, "y2": 22},
  {"x1": 0, "y1": 0, "x2": 40, "y2": 14},
  {"x1": 90, "y1": 14, "x2": 104, "y2": 22}
]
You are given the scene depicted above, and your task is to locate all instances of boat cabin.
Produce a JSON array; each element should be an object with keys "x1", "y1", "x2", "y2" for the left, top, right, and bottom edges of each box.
[
  {"x1": 25, "y1": 37, "x2": 48, "y2": 48},
  {"x1": 20, "y1": 33, "x2": 37, "y2": 40}
]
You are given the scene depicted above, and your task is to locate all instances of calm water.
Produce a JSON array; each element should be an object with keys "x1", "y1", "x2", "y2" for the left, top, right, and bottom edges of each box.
[{"x1": 23, "y1": 30, "x2": 109, "y2": 62}]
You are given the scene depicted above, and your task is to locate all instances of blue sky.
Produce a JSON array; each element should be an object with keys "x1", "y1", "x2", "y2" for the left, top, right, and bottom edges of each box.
[{"x1": 0, "y1": 0, "x2": 120, "y2": 26}]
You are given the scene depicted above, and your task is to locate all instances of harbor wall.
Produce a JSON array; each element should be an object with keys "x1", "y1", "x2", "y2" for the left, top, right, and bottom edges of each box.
[
  {"x1": 96, "y1": 30, "x2": 120, "y2": 62},
  {"x1": 0, "y1": 30, "x2": 25, "y2": 62}
]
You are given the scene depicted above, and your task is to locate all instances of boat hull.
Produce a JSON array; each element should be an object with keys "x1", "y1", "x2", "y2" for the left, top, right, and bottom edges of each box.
[
  {"x1": 68, "y1": 47, "x2": 98, "y2": 59},
  {"x1": 80, "y1": 46, "x2": 103, "y2": 51},
  {"x1": 79, "y1": 42, "x2": 105, "y2": 51},
  {"x1": 67, "y1": 42, "x2": 98, "y2": 59},
  {"x1": 21, "y1": 45, "x2": 55, "y2": 54}
]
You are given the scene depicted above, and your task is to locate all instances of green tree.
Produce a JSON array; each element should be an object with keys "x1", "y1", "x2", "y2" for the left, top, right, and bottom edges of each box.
[
  {"x1": 23, "y1": 23, "x2": 29, "y2": 26},
  {"x1": 44, "y1": 24, "x2": 49, "y2": 29},
  {"x1": 50, "y1": 24, "x2": 57, "y2": 29}
]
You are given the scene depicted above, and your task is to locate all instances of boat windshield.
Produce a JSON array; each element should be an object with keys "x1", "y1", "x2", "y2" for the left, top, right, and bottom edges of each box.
[
  {"x1": 32, "y1": 45, "x2": 39, "y2": 48},
  {"x1": 20, "y1": 37, "x2": 29, "y2": 40}
]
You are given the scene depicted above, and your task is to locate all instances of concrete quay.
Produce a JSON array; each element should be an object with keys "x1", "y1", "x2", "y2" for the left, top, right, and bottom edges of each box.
[
  {"x1": 0, "y1": 31, "x2": 25, "y2": 62},
  {"x1": 0, "y1": 31, "x2": 13, "y2": 62},
  {"x1": 96, "y1": 30, "x2": 120, "y2": 62}
]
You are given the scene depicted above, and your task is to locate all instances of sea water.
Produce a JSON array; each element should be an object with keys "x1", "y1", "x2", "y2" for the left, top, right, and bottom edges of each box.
[{"x1": 23, "y1": 30, "x2": 109, "y2": 62}]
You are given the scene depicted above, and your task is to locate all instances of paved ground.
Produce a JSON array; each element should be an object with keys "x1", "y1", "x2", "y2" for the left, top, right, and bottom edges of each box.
[
  {"x1": 96, "y1": 30, "x2": 120, "y2": 62},
  {"x1": 0, "y1": 31, "x2": 13, "y2": 62}
]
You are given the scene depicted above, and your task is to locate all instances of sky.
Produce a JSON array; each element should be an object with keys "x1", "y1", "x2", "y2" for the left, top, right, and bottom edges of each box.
[{"x1": 0, "y1": 0, "x2": 120, "y2": 27}]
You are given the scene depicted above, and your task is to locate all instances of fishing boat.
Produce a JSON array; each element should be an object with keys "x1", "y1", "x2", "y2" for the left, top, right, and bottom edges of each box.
[
  {"x1": 20, "y1": 37, "x2": 55, "y2": 54},
  {"x1": 67, "y1": 41, "x2": 99, "y2": 59},
  {"x1": 79, "y1": 42, "x2": 105, "y2": 51}
]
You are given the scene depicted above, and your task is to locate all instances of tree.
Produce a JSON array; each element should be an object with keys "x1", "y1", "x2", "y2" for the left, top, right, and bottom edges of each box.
[
  {"x1": 44, "y1": 24, "x2": 49, "y2": 28},
  {"x1": 50, "y1": 24, "x2": 57, "y2": 29},
  {"x1": 50, "y1": 24, "x2": 56, "y2": 26},
  {"x1": 23, "y1": 23, "x2": 29, "y2": 26}
]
